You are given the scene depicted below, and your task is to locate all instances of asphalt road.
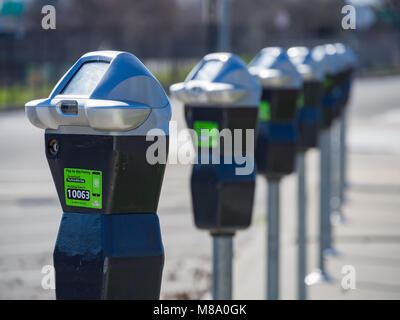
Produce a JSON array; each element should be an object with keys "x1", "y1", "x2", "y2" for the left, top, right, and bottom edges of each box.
[{"x1": 0, "y1": 75, "x2": 399, "y2": 299}]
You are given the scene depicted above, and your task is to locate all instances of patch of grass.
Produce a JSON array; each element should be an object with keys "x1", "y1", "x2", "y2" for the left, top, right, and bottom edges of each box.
[
  {"x1": 0, "y1": 85, "x2": 52, "y2": 110},
  {"x1": 240, "y1": 54, "x2": 255, "y2": 65},
  {"x1": 153, "y1": 64, "x2": 196, "y2": 90}
]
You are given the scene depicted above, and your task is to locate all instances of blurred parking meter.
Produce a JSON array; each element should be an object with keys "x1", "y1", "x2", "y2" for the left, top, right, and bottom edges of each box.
[
  {"x1": 288, "y1": 46, "x2": 324, "y2": 300},
  {"x1": 320, "y1": 44, "x2": 348, "y2": 254},
  {"x1": 170, "y1": 53, "x2": 260, "y2": 300},
  {"x1": 333, "y1": 43, "x2": 357, "y2": 223},
  {"x1": 313, "y1": 44, "x2": 344, "y2": 127},
  {"x1": 25, "y1": 51, "x2": 171, "y2": 299},
  {"x1": 249, "y1": 47, "x2": 302, "y2": 300},
  {"x1": 305, "y1": 45, "x2": 343, "y2": 285}
]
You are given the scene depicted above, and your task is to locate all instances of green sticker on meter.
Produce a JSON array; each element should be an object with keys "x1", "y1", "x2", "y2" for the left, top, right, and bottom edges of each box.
[
  {"x1": 296, "y1": 93, "x2": 304, "y2": 109},
  {"x1": 194, "y1": 121, "x2": 219, "y2": 147},
  {"x1": 259, "y1": 100, "x2": 271, "y2": 121},
  {"x1": 324, "y1": 76, "x2": 333, "y2": 89},
  {"x1": 64, "y1": 168, "x2": 102, "y2": 209}
]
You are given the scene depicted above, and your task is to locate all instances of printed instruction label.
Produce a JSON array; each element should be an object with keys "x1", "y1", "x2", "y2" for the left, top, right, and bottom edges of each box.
[
  {"x1": 297, "y1": 93, "x2": 304, "y2": 109},
  {"x1": 64, "y1": 168, "x2": 102, "y2": 209},
  {"x1": 259, "y1": 100, "x2": 271, "y2": 121},
  {"x1": 324, "y1": 76, "x2": 333, "y2": 89},
  {"x1": 194, "y1": 121, "x2": 219, "y2": 148}
]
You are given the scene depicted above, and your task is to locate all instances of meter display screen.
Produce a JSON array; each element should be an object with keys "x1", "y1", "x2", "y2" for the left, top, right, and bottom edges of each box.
[
  {"x1": 62, "y1": 61, "x2": 109, "y2": 96},
  {"x1": 192, "y1": 60, "x2": 224, "y2": 81}
]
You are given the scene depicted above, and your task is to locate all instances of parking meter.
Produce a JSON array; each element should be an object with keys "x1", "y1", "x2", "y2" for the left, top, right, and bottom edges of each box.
[
  {"x1": 302, "y1": 44, "x2": 347, "y2": 286},
  {"x1": 287, "y1": 46, "x2": 325, "y2": 300},
  {"x1": 25, "y1": 51, "x2": 171, "y2": 299},
  {"x1": 170, "y1": 53, "x2": 260, "y2": 299},
  {"x1": 288, "y1": 46, "x2": 324, "y2": 151},
  {"x1": 171, "y1": 53, "x2": 260, "y2": 234},
  {"x1": 312, "y1": 45, "x2": 343, "y2": 128},
  {"x1": 249, "y1": 47, "x2": 302, "y2": 180},
  {"x1": 332, "y1": 43, "x2": 358, "y2": 225},
  {"x1": 334, "y1": 43, "x2": 357, "y2": 111},
  {"x1": 249, "y1": 47, "x2": 302, "y2": 300}
]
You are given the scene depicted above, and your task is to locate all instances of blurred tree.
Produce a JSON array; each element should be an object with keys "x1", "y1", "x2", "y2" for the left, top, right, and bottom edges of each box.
[
  {"x1": 21, "y1": 0, "x2": 358, "y2": 60},
  {"x1": 2, "y1": 0, "x2": 397, "y2": 89},
  {"x1": 231, "y1": 0, "x2": 344, "y2": 52},
  {"x1": 23, "y1": 0, "x2": 184, "y2": 59}
]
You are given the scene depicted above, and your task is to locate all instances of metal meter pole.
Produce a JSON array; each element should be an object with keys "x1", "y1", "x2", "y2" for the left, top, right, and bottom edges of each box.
[
  {"x1": 212, "y1": 234, "x2": 233, "y2": 300},
  {"x1": 319, "y1": 129, "x2": 330, "y2": 273},
  {"x1": 266, "y1": 179, "x2": 280, "y2": 300},
  {"x1": 339, "y1": 111, "x2": 347, "y2": 218},
  {"x1": 217, "y1": 0, "x2": 231, "y2": 52},
  {"x1": 296, "y1": 152, "x2": 307, "y2": 300}
]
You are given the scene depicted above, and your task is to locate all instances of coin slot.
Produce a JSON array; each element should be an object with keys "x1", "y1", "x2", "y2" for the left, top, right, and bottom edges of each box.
[{"x1": 59, "y1": 100, "x2": 78, "y2": 116}]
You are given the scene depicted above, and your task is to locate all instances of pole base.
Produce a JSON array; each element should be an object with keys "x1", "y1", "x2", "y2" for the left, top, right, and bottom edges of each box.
[
  {"x1": 212, "y1": 235, "x2": 233, "y2": 300},
  {"x1": 323, "y1": 247, "x2": 342, "y2": 258},
  {"x1": 331, "y1": 210, "x2": 347, "y2": 225},
  {"x1": 305, "y1": 269, "x2": 334, "y2": 286}
]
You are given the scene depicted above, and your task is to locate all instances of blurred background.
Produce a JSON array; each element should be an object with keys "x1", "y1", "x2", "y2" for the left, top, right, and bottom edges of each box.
[
  {"x1": 0, "y1": 0, "x2": 400, "y2": 300},
  {"x1": 0, "y1": 0, "x2": 400, "y2": 108}
]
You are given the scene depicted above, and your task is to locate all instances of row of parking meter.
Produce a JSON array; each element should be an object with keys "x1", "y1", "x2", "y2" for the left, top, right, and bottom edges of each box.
[
  {"x1": 26, "y1": 51, "x2": 171, "y2": 299},
  {"x1": 324, "y1": 43, "x2": 357, "y2": 265},
  {"x1": 287, "y1": 46, "x2": 325, "y2": 300},
  {"x1": 249, "y1": 47, "x2": 302, "y2": 300},
  {"x1": 170, "y1": 53, "x2": 261, "y2": 300},
  {"x1": 304, "y1": 43, "x2": 357, "y2": 286},
  {"x1": 331, "y1": 43, "x2": 357, "y2": 225},
  {"x1": 25, "y1": 46, "x2": 355, "y2": 300},
  {"x1": 247, "y1": 44, "x2": 356, "y2": 299},
  {"x1": 339, "y1": 43, "x2": 357, "y2": 205}
]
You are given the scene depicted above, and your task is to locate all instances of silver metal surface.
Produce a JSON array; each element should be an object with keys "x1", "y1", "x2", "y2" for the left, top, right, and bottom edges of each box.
[
  {"x1": 169, "y1": 81, "x2": 247, "y2": 105},
  {"x1": 249, "y1": 47, "x2": 303, "y2": 89},
  {"x1": 170, "y1": 53, "x2": 261, "y2": 107},
  {"x1": 305, "y1": 130, "x2": 335, "y2": 286},
  {"x1": 266, "y1": 179, "x2": 280, "y2": 300},
  {"x1": 330, "y1": 119, "x2": 342, "y2": 222},
  {"x1": 26, "y1": 99, "x2": 151, "y2": 131},
  {"x1": 287, "y1": 46, "x2": 325, "y2": 82},
  {"x1": 332, "y1": 114, "x2": 347, "y2": 225},
  {"x1": 26, "y1": 51, "x2": 171, "y2": 135},
  {"x1": 319, "y1": 129, "x2": 331, "y2": 274},
  {"x1": 312, "y1": 44, "x2": 342, "y2": 76},
  {"x1": 340, "y1": 111, "x2": 348, "y2": 207},
  {"x1": 212, "y1": 235, "x2": 233, "y2": 300},
  {"x1": 296, "y1": 152, "x2": 307, "y2": 300},
  {"x1": 326, "y1": 122, "x2": 342, "y2": 255}
]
